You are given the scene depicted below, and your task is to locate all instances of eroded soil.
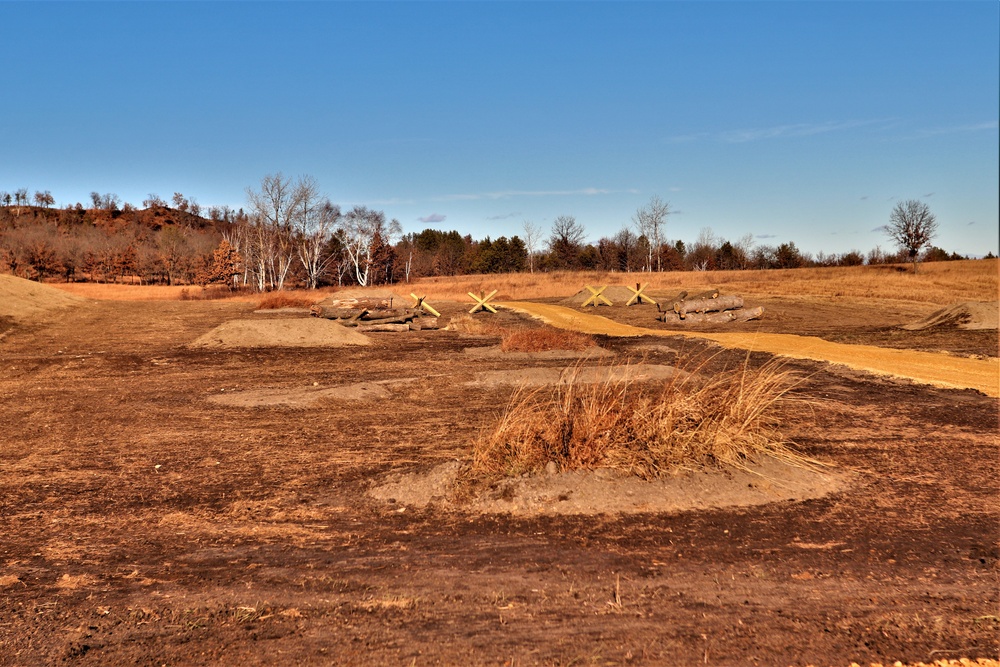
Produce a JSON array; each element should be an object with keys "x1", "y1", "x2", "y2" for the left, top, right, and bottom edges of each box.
[{"x1": 0, "y1": 297, "x2": 997, "y2": 666}]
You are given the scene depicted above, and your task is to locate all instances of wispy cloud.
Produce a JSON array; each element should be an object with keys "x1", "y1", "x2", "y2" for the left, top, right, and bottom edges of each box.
[
  {"x1": 486, "y1": 212, "x2": 521, "y2": 221},
  {"x1": 968, "y1": 221, "x2": 977, "y2": 226},
  {"x1": 871, "y1": 225, "x2": 888, "y2": 233},
  {"x1": 436, "y1": 187, "x2": 636, "y2": 201},
  {"x1": 720, "y1": 119, "x2": 891, "y2": 143},
  {"x1": 666, "y1": 119, "x2": 893, "y2": 144},
  {"x1": 418, "y1": 213, "x2": 446, "y2": 223},
  {"x1": 915, "y1": 121, "x2": 998, "y2": 138},
  {"x1": 923, "y1": 192, "x2": 934, "y2": 198},
  {"x1": 755, "y1": 233, "x2": 776, "y2": 240}
]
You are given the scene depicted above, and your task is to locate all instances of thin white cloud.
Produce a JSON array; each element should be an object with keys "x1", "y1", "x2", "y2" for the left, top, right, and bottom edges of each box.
[
  {"x1": 486, "y1": 212, "x2": 520, "y2": 221},
  {"x1": 720, "y1": 119, "x2": 890, "y2": 144},
  {"x1": 755, "y1": 234, "x2": 777, "y2": 239},
  {"x1": 915, "y1": 121, "x2": 999, "y2": 138},
  {"x1": 666, "y1": 119, "x2": 894, "y2": 144},
  {"x1": 418, "y1": 213, "x2": 446, "y2": 223},
  {"x1": 435, "y1": 187, "x2": 634, "y2": 201}
]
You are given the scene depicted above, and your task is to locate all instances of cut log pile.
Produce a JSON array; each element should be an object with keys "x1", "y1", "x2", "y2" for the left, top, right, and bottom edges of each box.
[
  {"x1": 310, "y1": 298, "x2": 439, "y2": 332},
  {"x1": 655, "y1": 290, "x2": 764, "y2": 324}
]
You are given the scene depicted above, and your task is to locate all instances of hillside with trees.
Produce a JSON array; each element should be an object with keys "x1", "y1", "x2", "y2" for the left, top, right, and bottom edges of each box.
[{"x1": 0, "y1": 181, "x2": 977, "y2": 290}]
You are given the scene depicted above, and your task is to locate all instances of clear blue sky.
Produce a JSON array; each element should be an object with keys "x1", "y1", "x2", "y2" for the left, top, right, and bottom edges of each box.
[{"x1": 2, "y1": 1, "x2": 997, "y2": 257}]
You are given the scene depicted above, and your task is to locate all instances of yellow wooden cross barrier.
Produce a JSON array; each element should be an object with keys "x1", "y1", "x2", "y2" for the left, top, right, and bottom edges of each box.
[
  {"x1": 626, "y1": 282, "x2": 654, "y2": 306},
  {"x1": 581, "y1": 285, "x2": 612, "y2": 307},
  {"x1": 409, "y1": 293, "x2": 441, "y2": 317},
  {"x1": 468, "y1": 289, "x2": 498, "y2": 314}
]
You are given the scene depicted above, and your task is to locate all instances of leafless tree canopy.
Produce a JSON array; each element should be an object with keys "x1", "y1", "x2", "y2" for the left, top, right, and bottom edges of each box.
[
  {"x1": 633, "y1": 195, "x2": 670, "y2": 271},
  {"x1": 886, "y1": 200, "x2": 937, "y2": 268}
]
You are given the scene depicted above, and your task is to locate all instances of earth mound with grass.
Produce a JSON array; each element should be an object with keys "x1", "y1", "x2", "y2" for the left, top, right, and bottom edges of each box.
[
  {"x1": 369, "y1": 458, "x2": 850, "y2": 516},
  {"x1": 190, "y1": 318, "x2": 371, "y2": 349},
  {"x1": 901, "y1": 301, "x2": 999, "y2": 331},
  {"x1": 0, "y1": 274, "x2": 85, "y2": 322}
]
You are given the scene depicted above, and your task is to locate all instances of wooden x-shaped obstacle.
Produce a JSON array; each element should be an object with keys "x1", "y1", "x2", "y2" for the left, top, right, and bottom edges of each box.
[
  {"x1": 626, "y1": 283, "x2": 655, "y2": 306},
  {"x1": 409, "y1": 293, "x2": 441, "y2": 317},
  {"x1": 581, "y1": 285, "x2": 612, "y2": 307},
  {"x1": 468, "y1": 289, "x2": 498, "y2": 314}
]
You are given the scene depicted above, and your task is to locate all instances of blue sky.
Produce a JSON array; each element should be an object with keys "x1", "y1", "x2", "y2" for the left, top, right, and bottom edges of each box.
[{"x1": 2, "y1": 1, "x2": 997, "y2": 257}]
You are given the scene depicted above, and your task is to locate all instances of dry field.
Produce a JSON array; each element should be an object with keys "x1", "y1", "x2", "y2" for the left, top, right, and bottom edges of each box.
[{"x1": 0, "y1": 263, "x2": 997, "y2": 666}]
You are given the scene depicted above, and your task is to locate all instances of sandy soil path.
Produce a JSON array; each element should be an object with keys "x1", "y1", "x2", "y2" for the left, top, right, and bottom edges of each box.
[{"x1": 501, "y1": 301, "x2": 1000, "y2": 397}]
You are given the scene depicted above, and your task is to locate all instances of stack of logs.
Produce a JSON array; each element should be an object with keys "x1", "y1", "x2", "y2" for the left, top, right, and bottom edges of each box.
[
  {"x1": 655, "y1": 289, "x2": 764, "y2": 324},
  {"x1": 310, "y1": 298, "x2": 439, "y2": 332}
]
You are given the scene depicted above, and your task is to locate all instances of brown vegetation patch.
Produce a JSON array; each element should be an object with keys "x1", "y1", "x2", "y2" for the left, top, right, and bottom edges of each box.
[
  {"x1": 189, "y1": 318, "x2": 371, "y2": 349},
  {"x1": 499, "y1": 326, "x2": 595, "y2": 352},
  {"x1": 448, "y1": 314, "x2": 598, "y2": 352},
  {"x1": 256, "y1": 292, "x2": 321, "y2": 310},
  {"x1": 471, "y1": 359, "x2": 804, "y2": 480}
]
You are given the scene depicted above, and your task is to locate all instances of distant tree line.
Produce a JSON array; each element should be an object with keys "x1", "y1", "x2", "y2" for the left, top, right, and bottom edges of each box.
[{"x1": 0, "y1": 183, "x2": 977, "y2": 289}]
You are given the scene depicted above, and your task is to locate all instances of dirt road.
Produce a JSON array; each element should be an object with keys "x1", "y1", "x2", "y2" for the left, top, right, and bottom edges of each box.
[{"x1": 501, "y1": 302, "x2": 1000, "y2": 397}]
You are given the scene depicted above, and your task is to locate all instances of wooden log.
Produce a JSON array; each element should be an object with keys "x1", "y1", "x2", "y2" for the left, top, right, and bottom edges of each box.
[
  {"x1": 311, "y1": 305, "x2": 367, "y2": 320},
  {"x1": 409, "y1": 317, "x2": 440, "y2": 331},
  {"x1": 321, "y1": 297, "x2": 393, "y2": 310},
  {"x1": 691, "y1": 289, "x2": 720, "y2": 300},
  {"x1": 672, "y1": 295, "x2": 743, "y2": 318},
  {"x1": 657, "y1": 306, "x2": 764, "y2": 324},
  {"x1": 358, "y1": 314, "x2": 415, "y2": 326},
  {"x1": 358, "y1": 308, "x2": 417, "y2": 321},
  {"x1": 357, "y1": 323, "x2": 410, "y2": 333}
]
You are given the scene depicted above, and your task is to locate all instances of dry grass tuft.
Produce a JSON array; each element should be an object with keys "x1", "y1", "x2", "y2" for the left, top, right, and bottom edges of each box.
[
  {"x1": 256, "y1": 292, "x2": 319, "y2": 310},
  {"x1": 449, "y1": 315, "x2": 596, "y2": 352},
  {"x1": 472, "y1": 357, "x2": 804, "y2": 480},
  {"x1": 499, "y1": 327, "x2": 595, "y2": 352}
]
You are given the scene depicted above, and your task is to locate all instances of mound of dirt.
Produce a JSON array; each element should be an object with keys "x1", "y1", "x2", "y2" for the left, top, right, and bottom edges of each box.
[
  {"x1": 0, "y1": 274, "x2": 85, "y2": 322},
  {"x1": 369, "y1": 458, "x2": 850, "y2": 516},
  {"x1": 901, "y1": 301, "x2": 999, "y2": 331},
  {"x1": 190, "y1": 318, "x2": 371, "y2": 349},
  {"x1": 465, "y1": 363, "x2": 684, "y2": 387}
]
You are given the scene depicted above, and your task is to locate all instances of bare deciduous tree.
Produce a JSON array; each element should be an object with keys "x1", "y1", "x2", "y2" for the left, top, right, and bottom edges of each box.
[
  {"x1": 548, "y1": 215, "x2": 586, "y2": 268},
  {"x1": 885, "y1": 200, "x2": 937, "y2": 271},
  {"x1": 339, "y1": 206, "x2": 401, "y2": 286},
  {"x1": 33, "y1": 190, "x2": 54, "y2": 208},
  {"x1": 246, "y1": 173, "x2": 300, "y2": 290},
  {"x1": 292, "y1": 175, "x2": 341, "y2": 289},
  {"x1": 521, "y1": 220, "x2": 542, "y2": 273},
  {"x1": 633, "y1": 195, "x2": 670, "y2": 272}
]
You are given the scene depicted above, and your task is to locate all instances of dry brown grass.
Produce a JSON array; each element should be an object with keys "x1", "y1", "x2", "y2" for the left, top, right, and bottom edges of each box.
[
  {"x1": 256, "y1": 292, "x2": 321, "y2": 310},
  {"x1": 471, "y1": 357, "x2": 804, "y2": 480},
  {"x1": 410, "y1": 259, "x2": 997, "y2": 305},
  {"x1": 448, "y1": 315, "x2": 596, "y2": 352},
  {"x1": 499, "y1": 327, "x2": 595, "y2": 353}
]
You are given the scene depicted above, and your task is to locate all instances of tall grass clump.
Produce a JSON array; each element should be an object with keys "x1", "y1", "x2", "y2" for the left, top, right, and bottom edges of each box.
[{"x1": 472, "y1": 358, "x2": 803, "y2": 480}]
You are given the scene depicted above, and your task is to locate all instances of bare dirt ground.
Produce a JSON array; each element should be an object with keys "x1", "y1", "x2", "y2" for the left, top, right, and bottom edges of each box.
[{"x1": 0, "y1": 284, "x2": 997, "y2": 666}]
